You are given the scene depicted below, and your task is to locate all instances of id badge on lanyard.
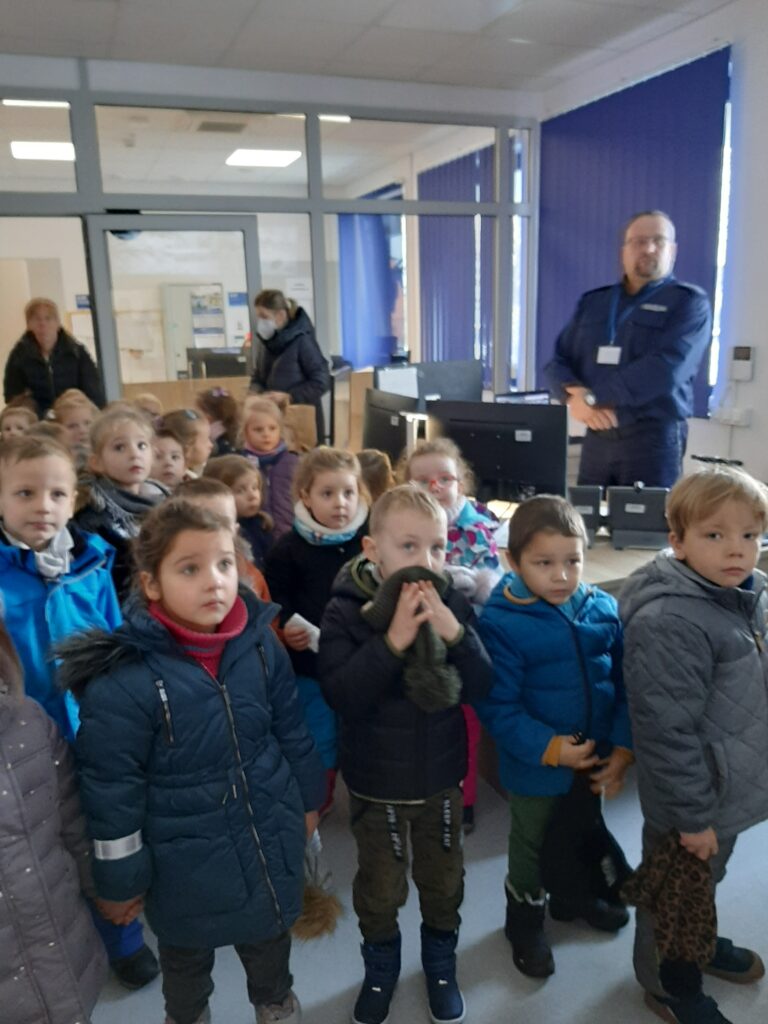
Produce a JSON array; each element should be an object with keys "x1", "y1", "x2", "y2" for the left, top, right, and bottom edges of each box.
[{"x1": 599, "y1": 279, "x2": 668, "y2": 367}]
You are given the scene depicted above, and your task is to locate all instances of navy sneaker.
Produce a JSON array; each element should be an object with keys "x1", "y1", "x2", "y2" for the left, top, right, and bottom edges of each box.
[{"x1": 703, "y1": 936, "x2": 765, "y2": 984}]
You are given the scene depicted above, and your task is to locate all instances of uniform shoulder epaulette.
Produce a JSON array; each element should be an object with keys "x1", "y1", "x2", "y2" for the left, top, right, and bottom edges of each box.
[{"x1": 671, "y1": 279, "x2": 707, "y2": 298}]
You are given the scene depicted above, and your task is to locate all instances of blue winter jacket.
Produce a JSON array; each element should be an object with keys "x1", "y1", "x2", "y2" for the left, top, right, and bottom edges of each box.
[
  {"x1": 0, "y1": 525, "x2": 120, "y2": 741},
  {"x1": 62, "y1": 591, "x2": 325, "y2": 949},
  {"x1": 475, "y1": 574, "x2": 631, "y2": 796}
]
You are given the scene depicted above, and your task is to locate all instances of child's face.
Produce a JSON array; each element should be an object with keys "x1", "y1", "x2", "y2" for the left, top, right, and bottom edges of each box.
[
  {"x1": 670, "y1": 498, "x2": 763, "y2": 588},
  {"x1": 1, "y1": 413, "x2": 32, "y2": 440},
  {"x1": 90, "y1": 421, "x2": 153, "y2": 493},
  {"x1": 512, "y1": 530, "x2": 584, "y2": 605},
  {"x1": 59, "y1": 407, "x2": 94, "y2": 448},
  {"x1": 186, "y1": 421, "x2": 214, "y2": 470},
  {"x1": 232, "y1": 470, "x2": 263, "y2": 519},
  {"x1": 302, "y1": 469, "x2": 359, "y2": 530},
  {"x1": 363, "y1": 508, "x2": 447, "y2": 580},
  {"x1": 192, "y1": 493, "x2": 238, "y2": 532},
  {"x1": 408, "y1": 453, "x2": 462, "y2": 510},
  {"x1": 0, "y1": 455, "x2": 76, "y2": 550},
  {"x1": 152, "y1": 437, "x2": 186, "y2": 490},
  {"x1": 244, "y1": 412, "x2": 281, "y2": 454},
  {"x1": 141, "y1": 527, "x2": 238, "y2": 633}
]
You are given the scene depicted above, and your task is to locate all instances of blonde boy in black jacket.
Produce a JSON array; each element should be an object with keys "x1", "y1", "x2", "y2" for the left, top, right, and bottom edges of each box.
[{"x1": 318, "y1": 485, "x2": 493, "y2": 1024}]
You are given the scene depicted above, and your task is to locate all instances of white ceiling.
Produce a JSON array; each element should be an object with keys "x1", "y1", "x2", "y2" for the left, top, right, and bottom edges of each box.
[{"x1": 0, "y1": 0, "x2": 734, "y2": 92}]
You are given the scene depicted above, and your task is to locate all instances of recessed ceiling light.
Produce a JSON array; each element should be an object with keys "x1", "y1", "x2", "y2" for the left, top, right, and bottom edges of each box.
[
  {"x1": 507, "y1": 37, "x2": 534, "y2": 45},
  {"x1": 225, "y1": 148, "x2": 302, "y2": 168},
  {"x1": 319, "y1": 114, "x2": 351, "y2": 124},
  {"x1": 3, "y1": 98, "x2": 70, "y2": 109},
  {"x1": 10, "y1": 141, "x2": 75, "y2": 161}
]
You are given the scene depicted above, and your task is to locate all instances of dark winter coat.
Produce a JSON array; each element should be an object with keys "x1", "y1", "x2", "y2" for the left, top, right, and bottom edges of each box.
[
  {"x1": 265, "y1": 521, "x2": 367, "y2": 679},
  {"x1": 475, "y1": 574, "x2": 631, "y2": 796},
  {"x1": 0, "y1": 641, "x2": 107, "y2": 1024},
  {"x1": 239, "y1": 513, "x2": 275, "y2": 572},
  {"x1": 61, "y1": 591, "x2": 325, "y2": 949},
  {"x1": 75, "y1": 476, "x2": 168, "y2": 600},
  {"x1": 4, "y1": 329, "x2": 105, "y2": 415},
  {"x1": 317, "y1": 558, "x2": 493, "y2": 802},
  {"x1": 250, "y1": 308, "x2": 330, "y2": 441}
]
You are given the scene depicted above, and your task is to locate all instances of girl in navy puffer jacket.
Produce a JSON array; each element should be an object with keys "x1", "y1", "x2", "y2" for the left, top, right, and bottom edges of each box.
[{"x1": 62, "y1": 499, "x2": 324, "y2": 1024}]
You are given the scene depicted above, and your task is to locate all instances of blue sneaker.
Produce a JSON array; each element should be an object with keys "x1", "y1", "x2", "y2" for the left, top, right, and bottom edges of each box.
[
  {"x1": 644, "y1": 991, "x2": 732, "y2": 1023},
  {"x1": 703, "y1": 936, "x2": 765, "y2": 984}
]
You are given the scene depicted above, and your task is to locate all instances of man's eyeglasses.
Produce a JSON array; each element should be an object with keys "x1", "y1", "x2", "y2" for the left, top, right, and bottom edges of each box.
[
  {"x1": 623, "y1": 235, "x2": 672, "y2": 250},
  {"x1": 412, "y1": 474, "x2": 458, "y2": 490}
]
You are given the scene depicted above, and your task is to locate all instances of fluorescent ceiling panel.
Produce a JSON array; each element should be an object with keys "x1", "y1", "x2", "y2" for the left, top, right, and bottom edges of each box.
[
  {"x1": 225, "y1": 148, "x2": 302, "y2": 167},
  {"x1": 10, "y1": 141, "x2": 76, "y2": 161},
  {"x1": 3, "y1": 99, "x2": 71, "y2": 108}
]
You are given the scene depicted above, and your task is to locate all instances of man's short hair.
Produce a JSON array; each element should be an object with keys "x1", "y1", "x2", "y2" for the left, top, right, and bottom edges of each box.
[
  {"x1": 369, "y1": 483, "x2": 446, "y2": 535},
  {"x1": 507, "y1": 495, "x2": 588, "y2": 563},
  {"x1": 622, "y1": 209, "x2": 676, "y2": 242},
  {"x1": 666, "y1": 466, "x2": 768, "y2": 539}
]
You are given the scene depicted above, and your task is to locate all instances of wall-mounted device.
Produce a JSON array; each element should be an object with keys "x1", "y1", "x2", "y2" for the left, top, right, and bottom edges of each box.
[{"x1": 729, "y1": 345, "x2": 754, "y2": 382}]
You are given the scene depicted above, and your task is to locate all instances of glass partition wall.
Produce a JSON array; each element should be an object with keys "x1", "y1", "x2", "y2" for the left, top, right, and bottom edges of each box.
[{"x1": 0, "y1": 85, "x2": 536, "y2": 407}]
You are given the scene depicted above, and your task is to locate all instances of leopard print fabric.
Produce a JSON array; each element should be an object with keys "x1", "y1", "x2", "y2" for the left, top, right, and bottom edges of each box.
[{"x1": 621, "y1": 830, "x2": 717, "y2": 966}]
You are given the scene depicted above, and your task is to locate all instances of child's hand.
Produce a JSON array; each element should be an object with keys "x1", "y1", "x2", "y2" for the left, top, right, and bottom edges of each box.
[
  {"x1": 679, "y1": 827, "x2": 718, "y2": 861},
  {"x1": 305, "y1": 810, "x2": 320, "y2": 838},
  {"x1": 417, "y1": 581, "x2": 461, "y2": 643},
  {"x1": 557, "y1": 736, "x2": 599, "y2": 770},
  {"x1": 590, "y1": 749, "x2": 630, "y2": 798},
  {"x1": 95, "y1": 895, "x2": 144, "y2": 925},
  {"x1": 284, "y1": 623, "x2": 312, "y2": 651},
  {"x1": 387, "y1": 582, "x2": 432, "y2": 653}
]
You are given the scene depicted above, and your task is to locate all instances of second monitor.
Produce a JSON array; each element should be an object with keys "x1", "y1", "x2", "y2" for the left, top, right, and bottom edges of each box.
[{"x1": 427, "y1": 400, "x2": 568, "y2": 503}]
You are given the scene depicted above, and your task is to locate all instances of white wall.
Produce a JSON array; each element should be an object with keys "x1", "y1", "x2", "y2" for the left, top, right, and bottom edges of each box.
[{"x1": 537, "y1": 0, "x2": 768, "y2": 478}]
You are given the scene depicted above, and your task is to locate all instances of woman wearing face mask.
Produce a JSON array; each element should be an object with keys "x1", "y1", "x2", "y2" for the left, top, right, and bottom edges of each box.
[
  {"x1": 249, "y1": 289, "x2": 330, "y2": 443},
  {"x1": 4, "y1": 297, "x2": 105, "y2": 416}
]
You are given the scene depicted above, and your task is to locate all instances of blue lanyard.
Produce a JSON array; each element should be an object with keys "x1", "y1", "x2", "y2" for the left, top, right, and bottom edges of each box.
[{"x1": 606, "y1": 277, "x2": 670, "y2": 343}]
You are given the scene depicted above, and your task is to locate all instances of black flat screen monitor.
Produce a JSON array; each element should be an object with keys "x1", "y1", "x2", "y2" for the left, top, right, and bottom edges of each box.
[
  {"x1": 427, "y1": 400, "x2": 568, "y2": 503},
  {"x1": 374, "y1": 359, "x2": 483, "y2": 408},
  {"x1": 363, "y1": 388, "x2": 420, "y2": 463}
]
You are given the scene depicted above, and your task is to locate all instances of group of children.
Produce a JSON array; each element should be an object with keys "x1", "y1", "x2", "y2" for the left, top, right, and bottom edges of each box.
[{"x1": 0, "y1": 382, "x2": 767, "y2": 1024}]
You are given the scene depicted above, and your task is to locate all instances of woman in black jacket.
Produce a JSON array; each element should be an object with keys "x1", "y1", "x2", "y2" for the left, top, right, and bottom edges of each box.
[
  {"x1": 4, "y1": 298, "x2": 105, "y2": 415},
  {"x1": 249, "y1": 289, "x2": 330, "y2": 442}
]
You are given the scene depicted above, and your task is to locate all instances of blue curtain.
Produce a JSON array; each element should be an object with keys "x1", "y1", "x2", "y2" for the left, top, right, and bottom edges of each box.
[
  {"x1": 535, "y1": 48, "x2": 730, "y2": 416},
  {"x1": 418, "y1": 147, "x2": 495, "y2": 386}
]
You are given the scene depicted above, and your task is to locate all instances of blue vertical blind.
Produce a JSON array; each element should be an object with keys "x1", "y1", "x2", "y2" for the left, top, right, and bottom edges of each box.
[
  {"x1": 418, "y1": 147, "x2": 495, "y2": 386},
  {"x1": 535, "y1": 48, "x2": 730, "y2": 416}
]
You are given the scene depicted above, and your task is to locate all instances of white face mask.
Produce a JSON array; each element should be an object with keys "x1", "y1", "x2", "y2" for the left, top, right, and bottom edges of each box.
[{"x1": 256, "y1": 317, "x2": 277, "y2": 340}]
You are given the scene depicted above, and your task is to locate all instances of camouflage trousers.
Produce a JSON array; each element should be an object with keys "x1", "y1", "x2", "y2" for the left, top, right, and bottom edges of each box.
[{"x1": 350, "y1": 786, "x2": 464, "y2": 942}]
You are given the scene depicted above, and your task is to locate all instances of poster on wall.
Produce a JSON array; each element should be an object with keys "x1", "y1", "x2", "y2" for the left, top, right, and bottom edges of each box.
[{"x1": 190, "y1": 285, "x2": 226, "y2": 348}]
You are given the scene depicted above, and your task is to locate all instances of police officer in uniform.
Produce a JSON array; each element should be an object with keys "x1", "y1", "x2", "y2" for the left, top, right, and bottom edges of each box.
[{"x1": 544, "y1": 210, "x2": 712, "y2": 488}]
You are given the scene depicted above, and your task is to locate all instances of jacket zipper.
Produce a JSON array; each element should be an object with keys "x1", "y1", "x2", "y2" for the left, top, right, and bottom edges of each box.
[
  {"x1": 213, "y1": 658, "x2": 285, "y2": 930},
  {"x1": 154, "y1": 680, "x2": 175, "y2": 744},
  {"x1": 557, "y1": 597, "x2": 594, "y2": 738}
]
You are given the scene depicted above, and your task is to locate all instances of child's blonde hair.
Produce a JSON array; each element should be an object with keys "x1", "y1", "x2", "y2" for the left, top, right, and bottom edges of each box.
[
  {"x1": 666, "y1": 466, "x2": 768, "y2": 539},
  {"x1": 369, "y1": 483, "x2": 446, "y2": 535},
  {"x1": 241, "y1": 396, "x2": 284, "y2": 444},
  {"x1": 0, "y1": 401, "x2": 38, "y2": 431},
  {"x1": 399, "y1": 437, "x2": 475, "y2": 494},
  {"x1": 157, "y1": 409, "x2": 206, "y2": 460},
  {"x1": 51, "y1": 388, "x2": 99, "y2": 422},
  {"x1": 357, "y1": 449, "x2": 396, "y2": 504},
  {"x1": 203, "y1": 454, "x2": 262, "y2": 490},
  {"x1": 0, "y1": 434, "x2": 75, "y2": 476},
  {"x1": 90, "y1": 406, "x2": 154, "y2": 455},
  {"x1": 507, "y1": 495, "x2": 588, "y2": 563},
  {"x1": 293, "y1": 446, "x2": 369, "y2": 504},
  {"x1": 132, "y1": 392, "x2": 164, "y2": 419}
]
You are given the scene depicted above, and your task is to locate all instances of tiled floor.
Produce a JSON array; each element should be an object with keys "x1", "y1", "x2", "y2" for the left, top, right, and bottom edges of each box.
[{"x1": 92, "y1": 777, "x2": 768, "y2": 1024}]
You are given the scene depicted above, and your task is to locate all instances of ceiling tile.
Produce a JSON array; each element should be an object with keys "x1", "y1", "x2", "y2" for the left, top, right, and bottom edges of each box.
[
  {"x1": 335, "y1": 26, "x2": 467, "y2": 68},
  {"x1": 380, "y1": 0, "x2": 524, "y2": 34},
  {"x1": 222, "y1": 14, "x2": 365, "y2": 66},
  {"x1": 253, "y1": 0, "x2": 395, "y2": 23},
  {"x1": 485, "y1": 0, "x2": 661, "y2": 48}
]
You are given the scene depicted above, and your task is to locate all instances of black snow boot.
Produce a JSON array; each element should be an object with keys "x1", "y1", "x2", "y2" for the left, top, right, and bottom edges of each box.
[{"x1": 504, "y1": 883, "x2": 555, "y2": 979}]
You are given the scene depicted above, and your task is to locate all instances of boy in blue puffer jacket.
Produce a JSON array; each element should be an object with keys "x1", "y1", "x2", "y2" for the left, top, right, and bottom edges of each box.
[{"x1": 475, "y1": 495, "x2": 632, "y2": 979}]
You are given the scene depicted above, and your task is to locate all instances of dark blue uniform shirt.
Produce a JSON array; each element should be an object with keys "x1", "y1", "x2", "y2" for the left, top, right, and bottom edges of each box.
[{"x1": 544, "y1": 276, "x2": 712, "y2": 429}]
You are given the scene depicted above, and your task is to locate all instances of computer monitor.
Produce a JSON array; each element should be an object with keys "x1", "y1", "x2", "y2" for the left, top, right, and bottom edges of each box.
[
  {"x1": 427, "y1": 400, "x2": 568, "y2": 503},
  {"x1": 363, "y1": 388, "x2": 420, "y2": 463},
  {"x1": 373, "y1": 359, "x2": 483, "y2": 408}
]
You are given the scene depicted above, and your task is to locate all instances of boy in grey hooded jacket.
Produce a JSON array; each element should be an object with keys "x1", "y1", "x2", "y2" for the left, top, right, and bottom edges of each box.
[{"x1": 621, "y1": 466, "x2": 768, "y2": 1024}]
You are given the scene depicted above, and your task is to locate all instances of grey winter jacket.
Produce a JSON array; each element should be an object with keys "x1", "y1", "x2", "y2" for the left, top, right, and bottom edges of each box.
[
  {"x1": 0, "y1": 641, "x2": 107, "y2": 1024},
  {"x1": 620, "y1": 552, "x2": 768, "y2": 838}
]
